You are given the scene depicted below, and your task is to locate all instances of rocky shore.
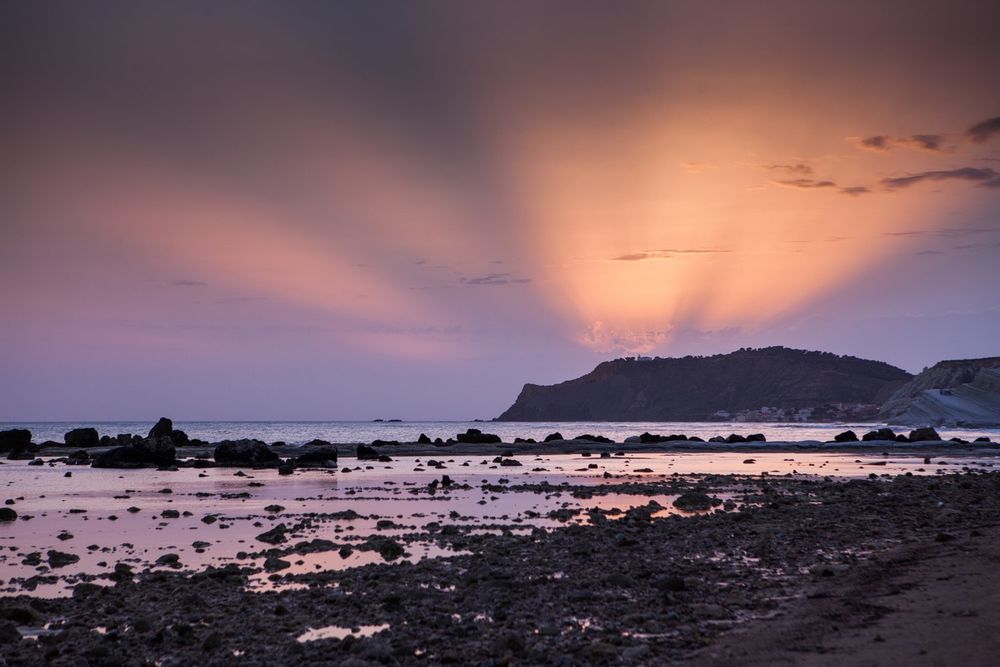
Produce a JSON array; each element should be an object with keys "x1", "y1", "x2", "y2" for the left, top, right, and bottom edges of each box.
[{"x1": 2, "y1": 467, "x2": 1000, "y2": 665}]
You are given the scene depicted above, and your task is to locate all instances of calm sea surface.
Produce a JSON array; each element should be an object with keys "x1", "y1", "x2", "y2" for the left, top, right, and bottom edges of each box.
[{"x1": 3, "y1": 421, "x2": 999, "y2": 445}]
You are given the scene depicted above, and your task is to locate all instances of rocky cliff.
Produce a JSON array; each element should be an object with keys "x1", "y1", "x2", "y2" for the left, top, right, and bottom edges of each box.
[
  {"x1": 497, "y1": 347, "x2": 912, "y2": 422},
  {"x1": 877, "y1": 358, "x2": 1000, "y2": 426}
]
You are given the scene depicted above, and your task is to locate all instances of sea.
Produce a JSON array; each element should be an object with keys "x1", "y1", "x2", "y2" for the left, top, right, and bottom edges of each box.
[{"x1": 3, "y1": 420, "x2": 999, "y2": 445}]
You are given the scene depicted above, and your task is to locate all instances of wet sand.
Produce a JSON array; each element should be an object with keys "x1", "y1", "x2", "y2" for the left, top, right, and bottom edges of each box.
[{"x1": 1, "y1": 449, "x2": 999, "y2": 664}]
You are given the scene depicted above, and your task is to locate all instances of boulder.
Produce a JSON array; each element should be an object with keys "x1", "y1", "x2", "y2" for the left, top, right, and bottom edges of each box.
[
  {"x1": 148, "y1": 417, "x2": 173, "y2": 439},
  {"x1": 92, "y1": 436, "x2": 177, "y2": 469},
  {"x1": 746, "y1": 433, "x2": 767, "y2": 442},
  {"x1": 304, "y1": 439, "x2": 333, "y2": 448},
  {"x1": 417, "y1": 433, "x2": 432, "y2": 444},
  {"x1": 543, "y1": 432, "x2": 564, "y2": 442},
  {"x1": 294, "y1": 446, "x2": 338, "y2": 468},
  {"x1": 0, "y1": 429, "x2": 31, "y2": 453},
  {"x1": 456, "y1": 428, "x2": 502, "y2": 444},
  {"x1": 833, "y1": 430, "x2": 859, "y2": 443},
  {"x1": 909, "y1": 427, "x2": 941, "y2": 442},
  {"x1": 862, "y1": 428, "x2": 896, "y2": 441},
  {"x1": 708, "y1": 436, "x2": 727, "y2": 443},
  {"x1": 725, "y1": 434, "x2": 747, "y2": 443},
  {"x1": 65, "y1": 427, "x2": 99, "y2": 447},
  {"x1": 357, "y1": 444, "x2": 391, "y2": 461},
  {"x1": 574, "y1": 434, "x2": 614, "y2": 444},
  {"x1": 213, "y1": 440, "x2": 279, "y2": 467},
  {"x1": 672, "y1": 491, "x2": 720, "y2": 511}
]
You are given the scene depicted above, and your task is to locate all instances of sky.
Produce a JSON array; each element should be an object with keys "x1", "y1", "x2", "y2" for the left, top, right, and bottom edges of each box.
[{"x1": 2, "y1": 1, "x2": 999, "y2": 420}]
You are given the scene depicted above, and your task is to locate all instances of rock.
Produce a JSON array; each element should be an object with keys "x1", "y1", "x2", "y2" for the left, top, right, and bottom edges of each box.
[
  {"x1": 278, "y1": 463, "x2": 294, "y2": 475},
  {"x1": 708, "y1": 436, "x2": 727, "y2": 443},
  {"x1": 417, "y1": 433, "x2": 432, "y2": 444},
  {"x1": 47, "y1": 550, "x2": 80, "y2": 568},
  {"x1": 862, "y1": 427, "x2": 896, "y2": 441},
  {"x1": 746, "y1": 433, "x2": 766, "y2": 442},
  {"x1": 0, "y1": 507, "x2": 16, "y2": 521},
  {"x1": 726, "y1": 434, "x2": 747, "y2": 443},
  {"x1": 833, "y1": 430, "x2": 859, "y2": 442},
  {"x1": 456, "y1": 428, "x2": 502, "y2": 444},
  {"x1": 909, "y1": 427, "x2": 941, "y2": 442},
  {"x1": 155, "y1": 553, "x2": 181, "y2": 567},
  {"x1": 92, "y1": 436, "x2": 176, "y2": 469},
  {"x1": 496, "y1": 458, "x2": 522, "y2": 467},
  {"x1": 544, "y1": 432, "x2": 564, "y2": 442},
  {"x1": 975, "y1": 437, "x2": 992, "y2": 443},
  {"x1": 672, "y1": 491, "x2": 719, "y2": 511},
  {"x1": 293, "y1": 446, "x2": 338, "y2": 468},
  {"x1": 0, "y1": 429, "x2": 31, "y2": 453},
  {"x1": 214, "y1": 440, "x2": 279, "y2": 467},
  {"x1": 573, "y1": 434, "x2": 614, "y2": 444},
  {"x1": 65, "y1": 427, "x2": 99, "y2": 447},
  {"x1": 357, "y1": 444, "x2": 391, "y2": 461},
  {"x1": 148, "y1": 417, "x2": 173, "y2": 439},
  {"x1": 0, "y1": 620, "x2": 21, "y2": 645},
  {"x1": 256, "y1": 524, "x2": 288, "y2": 545}
]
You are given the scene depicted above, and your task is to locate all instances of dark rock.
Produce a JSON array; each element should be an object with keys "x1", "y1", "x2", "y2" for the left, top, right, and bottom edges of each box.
[
  {"x1": 371, "y1": 439, "x2": 401, "y2": 447},
  {"x1": 93, "y1": 436, "x2": 176, "y2": 469},
  {"x1": 155, "y1": 553, "x2": 181, "y2": 567},
  {"x1": 214, "y1": 440, "x2": 279, "y2": 467},
  {"x1": 543, "y1": 432, "x2": 564, "y2": 442},
  {"x1": 0, "y1": 507, "x2": 16, "y2": 522},
  {"x1": 148, "y1": 417, "x2": 173, "y2": 439},
  {"x1": 47, "y1": 550, "x2": 79, "y2": 568},
  {"x1": 0, "y1": 620, "x2": 21, "y2": 645},
  {"x1": 895, "y1": 434, "x2": 911, "y2": 442},
  {"x1": 256, "y1": 524, "x2": 288, "y2": 545},
  {"x1": 862, "y1": 428, "x2": 896, "y2": 441},
  {"x1": 672, "y1": 491, "x2": 719, "y2": 511},
  {"x1": 293, "y1": 446, "x2": 338, "y2": 468},
  {"x1": 65, "y1": 427, "x2": 99, "y2": 447},
  {"x1": 833, "y1": 430, "x2": 859, "y2": 443},
  {"x1": 909, "y1": 427, "x2": 941, "y2": 442},
  {"x1": 574, "y1": 434, "x2": 614, "y2": 444},
  {"x1": 417, "y1": 433, "x2": 432, "y2": 444},
  {"x1": 456, "y1": 428, "x2": 502, "y2": 444},
  {"x1": 725, "y1": 434, "x2": 747, "y2": 444},
  {"x1": 277, "y1": 463, "x2": 294, "y2": 475},
  {"x1": 0, "y1": 429, "x2": 31, "y2": 453},
  {"x1": 708, "y1": 436, "x2": 727, "y2": 443},
  {"x1": 357, "y1": 444, "x2": 390, "y2": 461},
  {"x1": 745, "y1": 433, "x2": 766, "y2": 442},
  {"x1": 65, "y1": 450, "x2": 91, "y2": 465},
  {"x1": 499, "y1": 458, "x2": 522, "y2": 467},
  {"x1": 975, "y1": 437, "x2": 992, "y2": 443}
]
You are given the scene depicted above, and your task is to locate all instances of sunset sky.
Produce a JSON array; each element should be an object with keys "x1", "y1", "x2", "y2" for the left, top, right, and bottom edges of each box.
[{"x1": 2, "y1": 1, "x2": 999, "y2": 420}]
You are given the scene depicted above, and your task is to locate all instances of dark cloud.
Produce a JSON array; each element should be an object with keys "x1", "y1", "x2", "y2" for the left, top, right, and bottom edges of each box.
[
  {"x1": 883, "y1": 226, "x2": 1000, "y2": 239},
  {"x1": 853, "y1": 134, "x2": 946, "y2": 152},
  {"x1": 894, "y1": 134, "x2": 946, "y2": 152},
  {"x1": 610, "y1": 249, "x2": 728, "y2": 261},
  {"x1": 855, "y1": 135, "x2": 892, "y2": 152},
  {"x1": 215, "y1": 296, "x2": 268, "y2": 304},
  {"x1": 762, "y1": 163, "x2": 813, "y2": 175},
  {"x1": 772, "y1": 178, "x2": 837, "y2": 189},
  {"x1": 840, "y1": 186, "x2": 871, "y2": 196},
  {"x1": 967, "y1": 116, "x2": 1000, "y2": 143},
  {"x1": 170, "y1": 279, "x2": 207, "y2": 287},
  {"x1": 915, "y1": 249, "x2": 943, "y2": 256},
  {"x1": 459, "y1": 273, "x2": 531, "y2": 286},
  {"x1": 881, "y1": 167, "x2": 1000, "y2": 190}
]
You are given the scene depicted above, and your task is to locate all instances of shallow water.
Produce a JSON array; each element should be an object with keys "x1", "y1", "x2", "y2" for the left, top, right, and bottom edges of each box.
[
  {"x1": 1, "y1": 450, "x2": 995, "y2": 597},
  {"x1": 5, "y1": 420, "x2": 999, "y2": 446}
]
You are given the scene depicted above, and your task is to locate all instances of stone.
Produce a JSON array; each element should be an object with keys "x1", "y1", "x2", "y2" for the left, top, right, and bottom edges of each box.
[
  {"x1": 862, "y1": 428, "x2": 896, "y2": 441},
  {"x1": 745, "y1": 433, "x2": 766, "y2": 442},
  {"x1": 672, "y1": 491, "x2": 719, "y2": 511},
  {"x1": 0, "y1": 429, "x2": 31, "y2": 453},
  {"x1": 294, "y1": 446, "x2": 338, "y2": 468},
  {"x1": 214, "y1": 440, "x2": 279, "y2": 467},
  {"x1": 92, "y1": 436, "x2": 176, "y2": 469},
  {"x1": 417, "y1": 433, "x2": 432, "y2": 444},
  {"x1": 909, "y1": 427, "x2": 941, "y2": 442},
  {"x1": 0, "y1": 507, "x2": 16, "y2": 521},
  {"x1": 357, "y1": 444, "x2": 383, "y2": 461},
  {"x1": 65, "y1": 427, "x2": 99, "y2": 447},
  {"x1": 833, "y1": 430, "x2": 859, "y2": 442},
  {"x1": 47, "y1": 550, "x2": 80, "y2": 568},
  {"x1": 256, "y1": 524, "x2": 288, "y2": 545},
  {"x1": 456, "y1": 428, "x2": 502, "y2": 444},
  {"x1": 148, "y1": 417, "x2": 173, "y2": 439},
  {"x1": 544, "y1": 432, "x2": 564, "y2": 442},
  {"x1": 725, "y1": 434, "x2": 747, "y2": 443}
]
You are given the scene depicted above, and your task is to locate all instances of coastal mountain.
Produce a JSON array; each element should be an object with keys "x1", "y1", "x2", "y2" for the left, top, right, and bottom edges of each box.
[
  {"x1": 497, "y1": 347, "x2": 912, "y2": 422},
  {"x1": 877, "y1": 358, "x2": 1000, "y2": 426}
]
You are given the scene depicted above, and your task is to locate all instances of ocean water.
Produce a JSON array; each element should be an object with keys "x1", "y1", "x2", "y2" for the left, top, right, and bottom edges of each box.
[{"x1": 3, "y1": 420, "x2": 999, "y2": 446}]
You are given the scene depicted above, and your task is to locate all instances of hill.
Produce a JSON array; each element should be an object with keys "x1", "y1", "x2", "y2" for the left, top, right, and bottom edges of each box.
[
  {"x1": 497, "y1": 347, "x2": 912, "y2": 422},
  {"x1": 877, "y1": 358, "x2": 1000, "y2": 426}
]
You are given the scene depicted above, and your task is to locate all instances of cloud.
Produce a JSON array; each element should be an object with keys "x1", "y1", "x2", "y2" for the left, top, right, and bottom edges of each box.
[
  {"x1": 852, "y1": 134, "x2": 947, "y2": 152},
  {"x1": 883, "y1": 226, "x2": 1000, "y2": 239},
  {"x1": 459, "y1": 273, "x2": 531, "y2": 286},
  {"x1": 881, "y1": 167, "x2": 1000, "y2": 190},
  {"x1": 609, "y1": 248, "x2": 729, "y2": 261},
  {"x1": 894, "y1": 134, "x2": 946, "y2": 152},
  {"x1": 215, "y1": 296, "x2": 268, "y2": 304},
  {"x1": 762, "y1": 163, "x2": 813, "y2": 175},
  {"x1": 967, "y1": 116, "x2": 1000, "y2": 144},
  {"x1": 579, "y1": 321, "x2": 670, "y2": 354},
  {"x1": 170, "y1": 279, "x2": 207, "y2": 287},
  {"x1": 772, "y1": 178, "x2": 836, "y2": 189},
  {"x1": 855, "y1": 135, "x2": 892, "y2": 152},
  {"x1": 683, "y1": 161, "x2": 718, "y2": 173},
  {"x1": 840, "y1": 186, "x2": 871, "y2": 196},
  {"x1": 915, "y1": 249, "x2": 944, "y2": 256}
]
